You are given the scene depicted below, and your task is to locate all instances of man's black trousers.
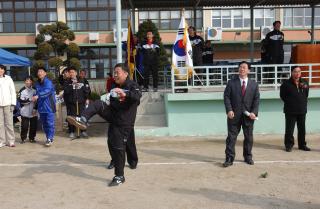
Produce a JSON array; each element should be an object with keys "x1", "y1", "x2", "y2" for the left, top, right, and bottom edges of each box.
[
  {"x1": 284, "y1": 113, "x2": 306, "y2": 149},
  {"x1": 82, "y1": 100, "x2": 138, "y2": 176},
  {"x1": 225, "y1": 116, "x2": 254, "y2": 161},
  {"x1": 143, "y1": 64, "x2": 158, "y2": 89},
  {"x1": 20, "y1": 116, "x2": 38, "y2": 141}
]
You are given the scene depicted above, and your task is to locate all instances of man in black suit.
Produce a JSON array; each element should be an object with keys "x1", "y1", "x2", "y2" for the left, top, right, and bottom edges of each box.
[
  {"x1": 280, "y1": 66, "x2": 310, "y2": 152},
  {"x1": 223, "y1": 61, "x2": 260, "y2": 167}
]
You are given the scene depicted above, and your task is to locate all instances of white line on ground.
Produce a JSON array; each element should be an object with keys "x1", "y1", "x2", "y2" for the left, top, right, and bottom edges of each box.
[{"x1": 0, "y1": 160, "x2": 320, "y2": 167}]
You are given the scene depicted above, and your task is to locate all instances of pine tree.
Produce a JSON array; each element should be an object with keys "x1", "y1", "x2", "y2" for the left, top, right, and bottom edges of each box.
[{"x1": 33, "y1": 21, "x2": 80, "y2": 76}]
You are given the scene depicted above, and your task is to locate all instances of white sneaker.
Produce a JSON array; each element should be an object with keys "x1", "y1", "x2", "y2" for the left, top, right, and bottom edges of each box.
[
  {"x1": 69, "y1": 132, "x2": 75, "y2": 139},
  {"x1": 45, "y1": 139, "x2": 53, "y2": 147}
]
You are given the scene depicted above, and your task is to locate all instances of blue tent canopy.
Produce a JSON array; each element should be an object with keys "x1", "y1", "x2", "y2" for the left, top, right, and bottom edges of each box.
[{"x1": 0, "y1": 48, "x2": 31, "y2": 66}]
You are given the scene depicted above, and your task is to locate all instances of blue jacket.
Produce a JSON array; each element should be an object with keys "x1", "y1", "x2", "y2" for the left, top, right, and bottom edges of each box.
[{"x1": 35, "y1": 77, "x2": 56, "y2": 113}]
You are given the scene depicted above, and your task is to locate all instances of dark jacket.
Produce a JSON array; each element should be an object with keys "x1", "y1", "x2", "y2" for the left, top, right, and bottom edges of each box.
[
  {"x1": 63, "y1": 77, "x2": 91, "y2": 105},
  {"x1": 224, "y1": 76, "x2": 260, "y2": 125},
  {"x1": 264, "y1": 29, "x2": 284, "y2": 64},
  {"x1": 141, "y1": 40, "x2": 160, "y2": 66},
  {"x1": 280, "y1": 77, "x2": 309, "y2": 114},
  {"x1": 189, "y1": 35, "x2": 204, "y2": 66},
  {"x1": 110, "y1": 78, "x2": 142, "y2": 127},
  {"x1": 202, "y1": 46, "x2": 214, "y2": 64}
]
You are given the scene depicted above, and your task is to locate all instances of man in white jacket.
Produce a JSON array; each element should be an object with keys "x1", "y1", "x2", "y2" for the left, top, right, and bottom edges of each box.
[{"x1": 0, "y1": 65, "x2": 16, "y2": 147}]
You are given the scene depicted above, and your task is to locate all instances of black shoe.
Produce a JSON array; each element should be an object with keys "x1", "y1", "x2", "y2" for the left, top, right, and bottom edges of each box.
[
  {"x1": 66, "y1": 116, "x2": 88, "y2": 130},
  {"x1": 108, "y1": 176, "x2": 125, "y2": 187},
  {"x1": 223, "y1": 158, "x2": 233, "y2": 167},
  {"x1": 129, "y1": 163, "x2": 137, "y2": 169},
  {"x1": 107, "y1": 161, "x2": 115, "y2": 169},
  {"x1": 285, "y1": 147, "x2": 293, "y2": 152},
  {"x1": 29, "y1": 139, "x2": 36, "y2": 143},
  {"x1": 299, "y1": 146, "x2": 311, "y2": 151},
  {"x1": 244, "y1": 158, "x2": 254, "y2": 165}
]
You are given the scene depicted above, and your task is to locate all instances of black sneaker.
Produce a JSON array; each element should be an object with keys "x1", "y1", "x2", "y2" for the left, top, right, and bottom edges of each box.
[
  {"x1": 108, "y1": 176, "x2": 125, "y2": 187},
  {"x1": 107, "y1": 161, "x2": 115, "y2": 169},
  {"x1": 29, "y1": 139, "x2": 36, "y2": 143},
  {"x1": 299, "y1": 146, "x2": 311, "y2": 151},
  {"x1": 66, "y1": 116, "x2": 88, "y2": 130}
]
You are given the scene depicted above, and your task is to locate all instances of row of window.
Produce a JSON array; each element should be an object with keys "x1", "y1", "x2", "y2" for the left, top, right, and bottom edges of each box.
[{"x1": 0, "y1": 3, "x2": 319, "y2": 33}]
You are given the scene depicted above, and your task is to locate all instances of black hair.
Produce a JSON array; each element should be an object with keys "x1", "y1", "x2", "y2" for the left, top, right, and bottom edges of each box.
[
  {"x1": 0, "y1": 64, "x2": 6, "y2": 70},
  {"x1": 37, "y1": 67, "x2": 47, "y2": 72},
  {"x1": 114, "y1": 63, "x2": 129, "y2": 74},
  {"x1": 273, "y1": 20, "x2": 281, "y2": 26},
  {"x1": 24, "y1": 75, "x2": 33, "y2": 81},
  {"x1": 188, "y1": 26, "x2": 196, "y2": 31},
  {"x1": 238, "y1": 61, "x2": 251, "y2": 69},
  {"x1": 67, "y1": 66, "x2": 77, "y2": 72},
  {"x1": 291, "y1": 65, "x2": 300, "y2": 72},
  {"x1": 80, "y1": 69, "x2": 86, "y2": 72}
]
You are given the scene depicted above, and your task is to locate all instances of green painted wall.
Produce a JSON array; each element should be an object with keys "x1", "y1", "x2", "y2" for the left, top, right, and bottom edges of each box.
[{"x1": 164, "y1": 90, "x2": 320, "y2": 136}]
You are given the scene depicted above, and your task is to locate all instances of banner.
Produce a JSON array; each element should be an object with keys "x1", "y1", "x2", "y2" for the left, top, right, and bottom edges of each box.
[{"x1": 172, "y1": 16, "x2": 193, "y2": 80}]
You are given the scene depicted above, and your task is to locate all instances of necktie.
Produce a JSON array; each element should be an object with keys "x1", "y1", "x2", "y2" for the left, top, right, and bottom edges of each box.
[{"x1": 241, "y1": 80, "x2": 246, "y2": 96}]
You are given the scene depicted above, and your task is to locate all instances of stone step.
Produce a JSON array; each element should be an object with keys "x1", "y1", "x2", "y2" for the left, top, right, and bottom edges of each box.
[
  {"x1": 137, "y1": 101, "x2": 165, "y2": 115},
  {"x1": 135, "y1": 114, "x2": 166, "y2": 127}
]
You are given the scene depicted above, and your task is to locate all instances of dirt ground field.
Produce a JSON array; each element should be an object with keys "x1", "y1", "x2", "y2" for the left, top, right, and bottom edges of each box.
[{"x1": 0, "y1": 127, "x2": 320, "y2": 209}]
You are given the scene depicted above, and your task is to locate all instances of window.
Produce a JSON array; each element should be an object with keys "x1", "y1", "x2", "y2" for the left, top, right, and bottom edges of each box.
[
  {"x1": 79, "y1": 47, "x2": 120, "y2": 79},
  {"x1": 138, "y1": 10, "x2": 203, "y2": 30},
  {"x1": 284, "y1": 8, "x2": 320, "y2": 28},
  {"x1": 212, "y1": 9, "x2": 275, "y2": 29},
  {"x1": 0, "y1": 0, "x2": 57, "y2": 33},
  {"x1": 66, "y1": 0, "x2": 128, "y2": 31}
]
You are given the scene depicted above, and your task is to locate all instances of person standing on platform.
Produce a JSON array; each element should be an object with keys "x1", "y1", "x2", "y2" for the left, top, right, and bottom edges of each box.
[
  {"x1": 0, "y1": 64, "x2": 16, "y2": 148},
  {"x1": 18, "y1": 76, "x2": 38, "y2": 144},
  {"x1": 63, "y1": 67, "x2": 90, "y2": 139},
  {"x1": 280, "y1": 66, "x2": 310, "y2": 152},
  {"x1": 188, "y1": 26, "x2": 204, "y2": 66},
  {"x1": 142, "y1": 30, "x2": 160, "y2": 92},
  {"x1": 202, "y1": 40, "x2": 214, "y2": 65},
  {"x1": 223, "y1": 61, "x2": 260, "y2": 167},
  {"x1": 67, "y1": 63, "x2": 141, "y2": 186},
  {"x1": 33, "y1": 67, "x2": 56, "y2": 147}
]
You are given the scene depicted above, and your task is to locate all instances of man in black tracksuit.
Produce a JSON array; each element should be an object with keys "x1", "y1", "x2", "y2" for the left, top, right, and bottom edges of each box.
[
  {"x1": 188, "y1": 26, "x2": 204, "y2": 66},
  {"x1": 264, "y1": 21, "x2": 284, "y2": 83},
  {"x1": 280, "y1": 66, "x2": 310, "y2": 152},
  {"x1": 63, "y1": 67, "x2": 91, "y2": 139},
  {"x1": 67, "y1": 63, "x2": 141, "y2": 186},
  {"x1": 141, "y1": 31, "x2": 160, "y2": 92}
]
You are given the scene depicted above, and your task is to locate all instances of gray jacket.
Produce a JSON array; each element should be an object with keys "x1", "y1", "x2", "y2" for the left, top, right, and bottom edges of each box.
[{"x1": 18, "y1": 86, "x2": 37, "y2": 118}]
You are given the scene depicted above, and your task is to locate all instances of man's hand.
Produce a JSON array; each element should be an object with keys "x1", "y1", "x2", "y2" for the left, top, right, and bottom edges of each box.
[
  {"x1": 32, "y1": 95, "x2": 39, "y2": 102},
  {"x1": 10, "y1": 105, "x2": 15, "y2": 112},
  {"x1": 113, "y1": 88, "x2": 126, "y2": 102},
  {"x1": 249, "y1": 113, "x2": 256, "y2": 120},
  {"x1": 227, "y1": 111, "x2": 234, "y2": 119}
]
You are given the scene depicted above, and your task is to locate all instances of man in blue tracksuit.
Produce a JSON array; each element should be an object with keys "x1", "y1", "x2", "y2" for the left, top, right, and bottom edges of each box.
[{"x1": 33, "y1": 67, "x2": 56, "y2": 147}]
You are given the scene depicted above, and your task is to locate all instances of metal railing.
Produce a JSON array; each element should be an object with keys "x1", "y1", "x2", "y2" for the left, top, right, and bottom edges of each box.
[{"x1": 170, "y1": 63, "x2": 320, "y2": 93}]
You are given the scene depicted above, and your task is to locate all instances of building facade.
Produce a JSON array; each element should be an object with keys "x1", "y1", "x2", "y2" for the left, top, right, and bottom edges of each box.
[{"x1": 0, "y1": 0, "x2": 319, "y2": 80}]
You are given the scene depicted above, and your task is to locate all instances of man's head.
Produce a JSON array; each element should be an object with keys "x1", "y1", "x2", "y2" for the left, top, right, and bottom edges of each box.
[
  {"x1": 113, "y1": 63, "x2": 129, "y2": 85},
  {"x1": 188, "y1": 26, "x2": 196, "y2": 37},
  {"x1": 62, "y1": 68, "x2": 70, "y2": 79},
  {"x1": 0, "y1": 64, "x2": 6, "y2": 77},
  {"x1": 146, "y1": 31, "x2": 154, "y2": 41},
  {"x1": 37, "y1": 67, "x2": 47, "y2": 80},
  {"x1": 133, "y1": 34, "x2": 138, "y2": 45},
  {"x1": 68, "y1": 67, "x2": 78, "y2": 79},
  {"x1": 79, "y1": 69, "x2": 86, "y2": 79},
  {"x1": 24, "y1": 76, "x2": 33, "y2": 88},
  {"x1": 238, "y1": 61, "x2": 251, "y2": 79},
  {"x1": 273, "y1": 21, "x2": 281, "y2": 31},
  {"x1": 291, "y1": 66, "x2": 301, "y2": 81},
  {"x1": 205, "y1": 40, "x2": 211, "y2": 47}
]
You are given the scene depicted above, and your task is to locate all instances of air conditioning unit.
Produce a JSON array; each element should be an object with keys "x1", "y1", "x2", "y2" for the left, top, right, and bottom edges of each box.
[
  {"x1": 113, "y1": 28, "x2": 128, "y2": 42},
  {"x1": 260, "y1": 26, "x2": 272, "y2": 40},
  {"x1": 207, "y1": 27, "x2": 222, "y2": 41},
  {"x1": 35, "y1": 23, "x2": 52, "y2": 41},
  {"x1": 89, "y1": 32, "x2": 99, "y2": 43}
]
